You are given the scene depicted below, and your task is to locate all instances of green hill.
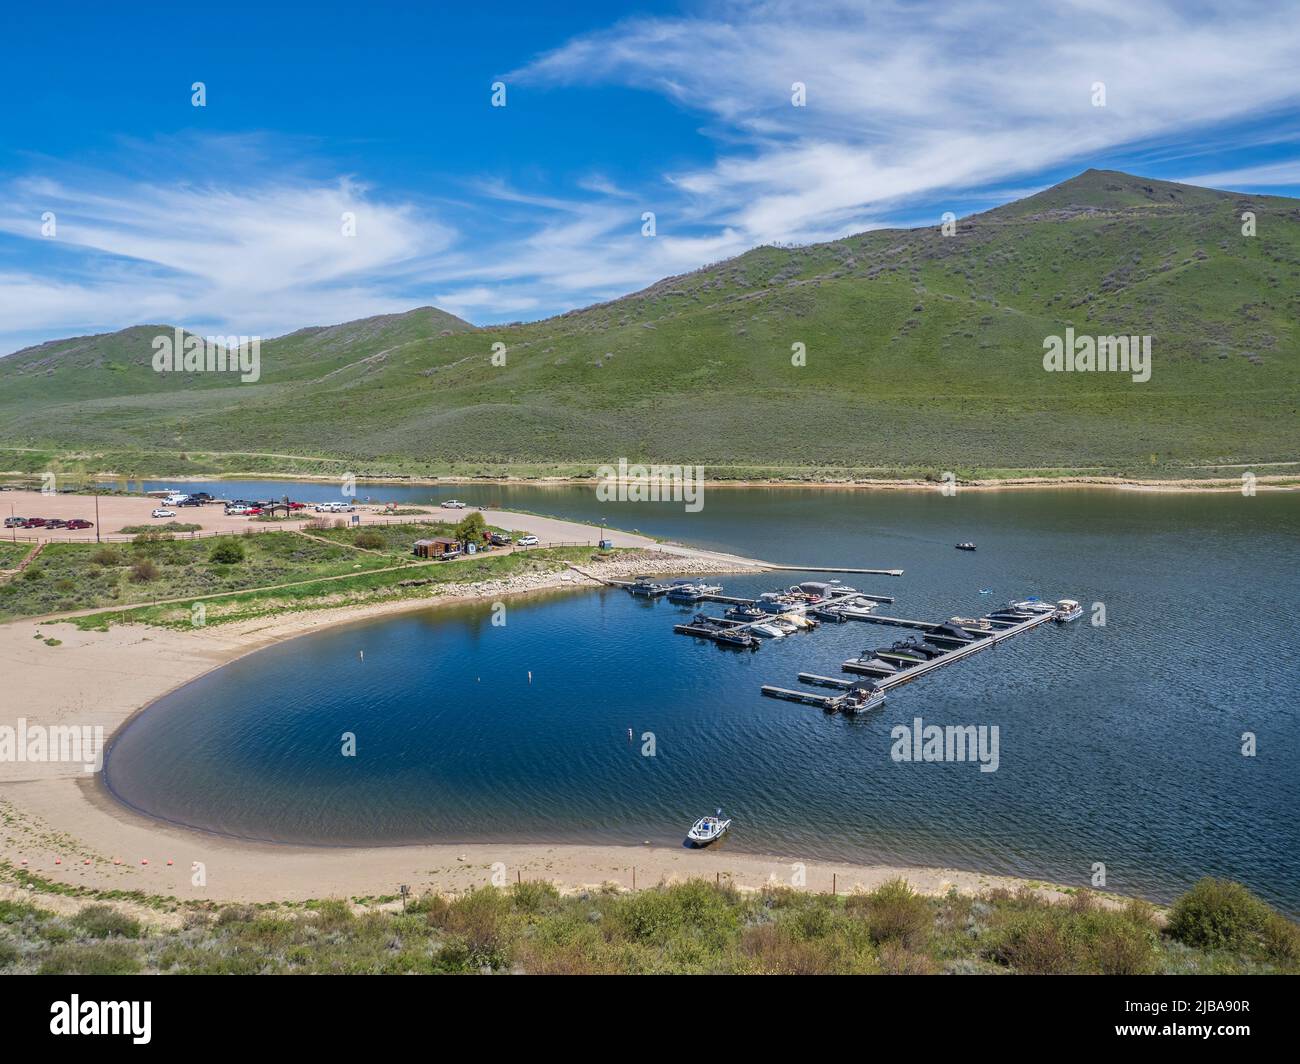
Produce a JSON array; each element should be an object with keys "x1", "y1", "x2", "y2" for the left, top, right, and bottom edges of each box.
[{"x1": 1, "y1": 170, "x2": 1296, "y2": 481}]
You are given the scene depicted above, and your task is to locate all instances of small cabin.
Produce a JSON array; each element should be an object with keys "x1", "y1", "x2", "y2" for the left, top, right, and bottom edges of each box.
[{"x1": 413, "y1": 537, "x2": 462, "y2": 559}]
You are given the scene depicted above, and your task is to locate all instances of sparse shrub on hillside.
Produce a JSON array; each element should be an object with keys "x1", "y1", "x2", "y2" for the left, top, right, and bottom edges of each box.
[
  {"x1": 129, "y1": 558, "x2": 159, "y2": 583},
  {"x1": 71, "y1": 905, "x2": 142, "y2": 939}
]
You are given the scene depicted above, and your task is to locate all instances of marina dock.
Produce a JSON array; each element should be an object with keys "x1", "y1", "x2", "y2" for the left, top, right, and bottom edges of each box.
[{"x1": 763, "y1": 600, "x2": 1072, "y2": 709}]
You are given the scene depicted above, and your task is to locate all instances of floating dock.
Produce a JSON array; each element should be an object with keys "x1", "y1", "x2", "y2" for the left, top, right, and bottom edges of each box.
[
  {"x1": 762, "y1": 601, "x2": 1073, "y2": 708},
  {"x1": 859, "y1": 610, "x2": 1057, "y2": 692}
]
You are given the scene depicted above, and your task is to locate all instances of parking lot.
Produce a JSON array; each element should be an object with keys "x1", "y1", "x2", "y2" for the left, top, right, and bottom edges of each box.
[{"x1": 0, "y1": 490, "x2": 412, "y2": 542}]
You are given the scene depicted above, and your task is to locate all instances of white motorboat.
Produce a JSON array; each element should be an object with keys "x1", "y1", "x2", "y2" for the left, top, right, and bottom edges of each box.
[
  {"x1": 686, "y1": 809, "x2": 732, "y2": 847},
  {"x1": 770, "y1": 617, "x2": 800, "y2": 634},
  {"x1": 1010, "y1": 598, "x2": 1057, "y2": 614},
  {"x1": 1054, "y1": 598, "x2": 1083, "y2": 622},
  {"x1": 751, "y1": 622, "x2": 786, "y2": 638}
]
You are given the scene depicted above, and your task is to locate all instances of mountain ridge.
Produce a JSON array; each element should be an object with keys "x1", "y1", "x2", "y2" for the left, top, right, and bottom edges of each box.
[{"x1": 1, "y1": 169, "x2": 1296, "y2": 479}]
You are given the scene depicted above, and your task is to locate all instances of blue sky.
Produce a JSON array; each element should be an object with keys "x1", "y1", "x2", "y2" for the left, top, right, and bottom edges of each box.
[{"x1": 2, "y1": 0, "x2": 1298, "y2": 354}]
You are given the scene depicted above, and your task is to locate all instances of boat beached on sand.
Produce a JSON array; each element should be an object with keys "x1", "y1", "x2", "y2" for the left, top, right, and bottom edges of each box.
[{"x1": 687, "y1": 809, "x2": 732, "y2": 847}]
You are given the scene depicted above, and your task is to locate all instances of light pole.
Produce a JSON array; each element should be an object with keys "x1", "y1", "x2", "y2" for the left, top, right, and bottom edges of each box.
[{"x1": 94, "y1": 494, "x2": 101, "y2": 544}]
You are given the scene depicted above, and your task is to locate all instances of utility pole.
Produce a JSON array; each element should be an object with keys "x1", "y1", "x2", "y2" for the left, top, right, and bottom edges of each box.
[{"x1": 94, "y1": 494, "x2": 101, "y2": 544}]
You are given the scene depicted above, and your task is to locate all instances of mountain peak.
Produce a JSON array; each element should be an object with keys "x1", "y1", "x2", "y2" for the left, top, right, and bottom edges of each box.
[{"x1": 988, "y1": 168, "x2": 1240, "y2": 218}]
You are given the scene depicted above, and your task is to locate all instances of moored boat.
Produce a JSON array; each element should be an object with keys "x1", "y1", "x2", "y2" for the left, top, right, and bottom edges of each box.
[
  {"x1": 1054, "y1": 598, "x2": 1083, "y2": 622},
  {"x1": 834, "y1": 681, "x2": 887, "y2": 714}
]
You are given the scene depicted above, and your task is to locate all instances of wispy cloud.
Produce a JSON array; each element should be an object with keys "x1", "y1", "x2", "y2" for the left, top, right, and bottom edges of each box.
[{"x1": 515, "y1": 0, "x2": 1300, "y2": 241}]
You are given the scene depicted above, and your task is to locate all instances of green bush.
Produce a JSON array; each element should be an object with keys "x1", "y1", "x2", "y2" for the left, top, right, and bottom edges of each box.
[
  {"x1": 71, "y1": 905, "x2": 142, "y2": 939},
  {"x1": 440, "y1": 888, "x2": 517, "y2": 969},
  {"x1": 848, "y1": 879, "x2": 933, "y2": 948},
  {"x1": 511, "y1": 879, "x2": 561, "y2": 916},
  {"x1": 38, "y1": 942, "x2": 142, "y2": 975},
  {"x1": 353, "y1": 531, "x2": 385, "y2": 550},
  {"x1": 1168, "y1": 878, "x2": 1299, "y2": 963},
  {"x1": 209, "y1": 540, "x2": 246, "y2": 565},
  {"x1": 129, "y1": 558, "x2": 159, "y2": 582}
]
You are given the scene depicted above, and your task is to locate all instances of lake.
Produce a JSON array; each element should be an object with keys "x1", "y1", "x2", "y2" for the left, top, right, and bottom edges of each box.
[{"x1": 101, "y1": 480, "x2": 1300, "y2": 913}]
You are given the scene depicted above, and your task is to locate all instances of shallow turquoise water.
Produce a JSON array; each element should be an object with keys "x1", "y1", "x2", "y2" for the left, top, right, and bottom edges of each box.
[{"x1": 102, "y1": 483, "x2": 1300, "y2": 913}]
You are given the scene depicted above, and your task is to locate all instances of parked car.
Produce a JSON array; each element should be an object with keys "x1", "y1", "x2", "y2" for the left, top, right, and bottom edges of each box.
[
  {"x1": 151, "y1": 508, "x2": 176, "y2": 518},
  {"x1": 66, "y1": 519, "x2": 93, "y2": 530},
  {"x1": 21, "y1": 518, "x2": 47, "y2": 528},
  {"x1": 225, "y1": 505, "x2": 251, "y2": 515},
  {"x1": 490, "y1": 532, "x2": 512, "y2": 546},
  {"x1": 440, "y1": 499, "x2": 467, "y2": 509},
  {"x1": 45, "y1": 519, "x2": 69, "y2": 528},
  {"x1": 517, "y1": 534, "x2": 539, "y2": 547},
  {"x1": 4, "y1": 516, "x2": 25, "y2": 527},
  {"x1": 178, "y1": 498, "x2": 203, "y2": 507}
]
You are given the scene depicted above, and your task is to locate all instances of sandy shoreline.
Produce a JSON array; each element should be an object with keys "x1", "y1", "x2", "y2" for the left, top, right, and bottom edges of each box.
[
  {"x1": 5, "y1": 468, "x2": 1298, "y2": 494},
  {"x1": 0, "y1": 505, "x2": 1078, "y2": 908}
]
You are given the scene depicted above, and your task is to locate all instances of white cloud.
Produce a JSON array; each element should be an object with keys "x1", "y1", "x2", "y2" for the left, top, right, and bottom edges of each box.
[
  {"x1": 0, "y1": 157, "x2": 454, "y2": 350},
  {"x1": 1177, "y1": 160, "x2": 1300, "y2": 190}
]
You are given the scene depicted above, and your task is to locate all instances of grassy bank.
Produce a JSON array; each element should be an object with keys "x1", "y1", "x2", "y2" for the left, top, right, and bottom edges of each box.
[
  {"x1": 0, "y1": 531, "x2": 398, "y2": 622},
  {"x1": 61, "y1": 544, "x2": 619, "y2": 630},
  {"x1": 2, "y1": 876, "x2": 1295, "y2": 975}
]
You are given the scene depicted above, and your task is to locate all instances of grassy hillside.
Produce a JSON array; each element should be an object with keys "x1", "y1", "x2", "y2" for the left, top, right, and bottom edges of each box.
[
  {"x1": 2, "y1": 875, "x2": 1297, "y2": 975},
  {"x1": 1, "y1": 170, "x2": 1296, "y2": 480}
]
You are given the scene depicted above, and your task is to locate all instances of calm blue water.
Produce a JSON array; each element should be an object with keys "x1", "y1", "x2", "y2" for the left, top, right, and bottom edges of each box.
[{"x1": 102, "y1": 483, "x2": 1300, "y2": 913}]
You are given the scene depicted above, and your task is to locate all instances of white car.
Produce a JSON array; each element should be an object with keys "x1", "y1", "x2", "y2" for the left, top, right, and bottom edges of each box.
[
  {"x1": 517, "y1": 534, "x2": 539, "y2": 547},
  {"x1": 440, "y1": 499, "x2": 466, "y2": 509},
  {"x1": 151, "y1": 508, "x2": 176, "y2": 518}
]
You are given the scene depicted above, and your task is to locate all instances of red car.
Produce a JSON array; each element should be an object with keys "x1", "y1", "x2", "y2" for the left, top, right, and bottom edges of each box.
[
  {"x1": 21, "y1": 518, "x2": 46, "y2": 528},
  {"x1": 66, "y1": 519, "x2": 93, "y2": 530}
]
